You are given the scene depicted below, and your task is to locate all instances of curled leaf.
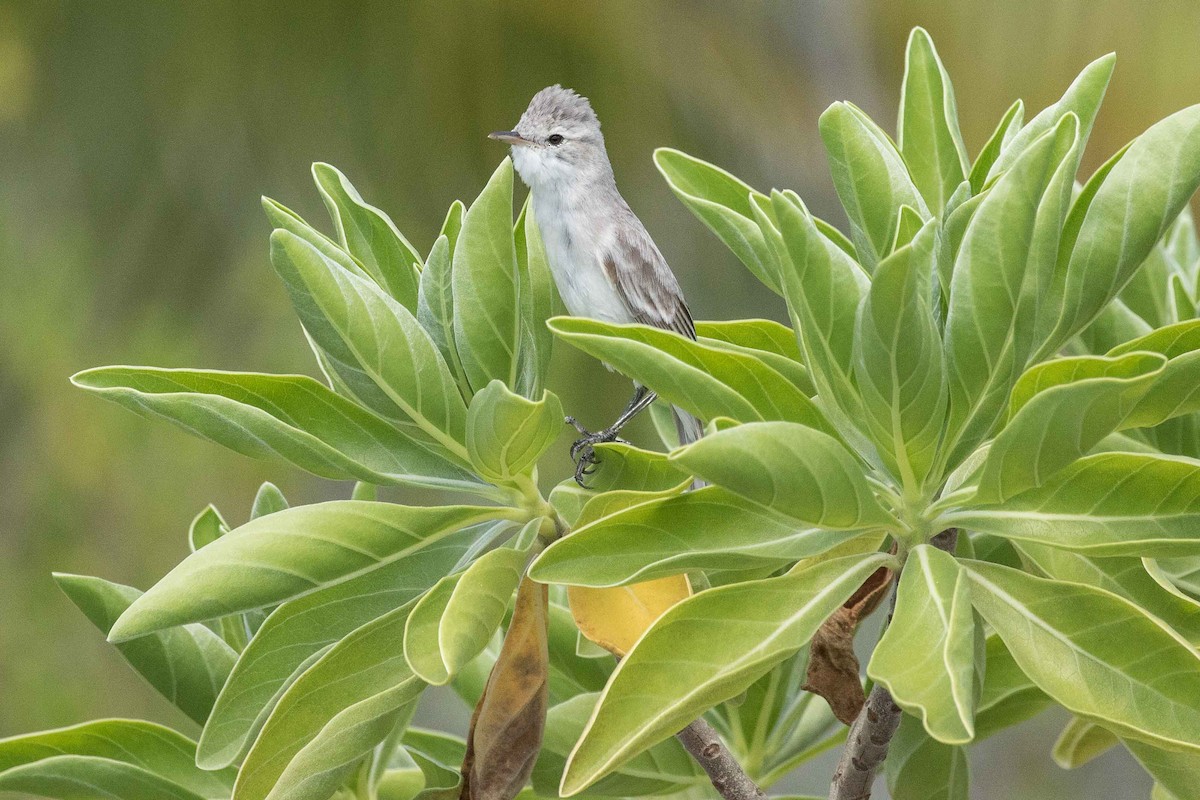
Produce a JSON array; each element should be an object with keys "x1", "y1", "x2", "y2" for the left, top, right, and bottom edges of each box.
[
  {"x1": 461, "y1": 577, "x2": 549, "y2": 800},
  {"x1": 803, "y1": 565, "x2": 893, "y2": 724}
]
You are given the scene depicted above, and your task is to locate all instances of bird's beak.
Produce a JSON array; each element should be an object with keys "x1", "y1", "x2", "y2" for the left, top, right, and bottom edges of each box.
[{"x1": 489, "y1": 130, "x2": 533, "y2": 146}]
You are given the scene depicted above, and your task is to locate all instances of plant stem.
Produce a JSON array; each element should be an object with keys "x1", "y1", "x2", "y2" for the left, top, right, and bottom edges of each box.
[
  {"x1": 827, "y1": 529, "x2": 958, "y2": 800},
  {"x1": 677, "y1": 717, "x2": 766, "y2": 800}
]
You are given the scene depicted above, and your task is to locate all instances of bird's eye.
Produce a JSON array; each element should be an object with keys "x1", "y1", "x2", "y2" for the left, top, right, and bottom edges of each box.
[{"x1": 547, "y1": 134, "x2": 565, "y2": 146}]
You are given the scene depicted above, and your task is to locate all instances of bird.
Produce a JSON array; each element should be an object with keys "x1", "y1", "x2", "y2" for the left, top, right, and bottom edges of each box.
[{"x1": 490, "y1": 85, "x2": 703, "y2": 486}]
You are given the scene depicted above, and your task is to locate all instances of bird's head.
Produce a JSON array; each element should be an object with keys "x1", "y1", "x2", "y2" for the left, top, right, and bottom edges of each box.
[{"x1": 490, "y1": 85, "x2": 611, "y2": 191}]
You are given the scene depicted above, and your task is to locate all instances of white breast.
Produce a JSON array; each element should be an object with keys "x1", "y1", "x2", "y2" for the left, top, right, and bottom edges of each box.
[{"x1": 532, "y1": 190, "x2": 634, "y2": 325}]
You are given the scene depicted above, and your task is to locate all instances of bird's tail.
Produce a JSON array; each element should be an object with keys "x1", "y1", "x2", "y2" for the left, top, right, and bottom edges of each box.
[{"x1": 672, "y1": 406, "x2": 704, "y2": 447}]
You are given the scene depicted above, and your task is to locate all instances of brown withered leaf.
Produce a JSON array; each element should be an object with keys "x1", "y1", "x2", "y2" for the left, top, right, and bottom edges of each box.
[
  {"x1": 803, "y1": 565, "x2": 893, "y2": 725},
  {"x1": 460, "y1": 576, "x2": 549, "y2": 800}
]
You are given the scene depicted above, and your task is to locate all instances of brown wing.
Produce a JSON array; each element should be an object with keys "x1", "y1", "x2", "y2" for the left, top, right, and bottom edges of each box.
[{"x1": 601, "y1": 226, "x2": 695, "y2": 340}]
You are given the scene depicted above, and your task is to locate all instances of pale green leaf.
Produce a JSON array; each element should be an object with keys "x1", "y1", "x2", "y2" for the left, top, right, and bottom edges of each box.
[
  {"x1": 404, "y1": 540, "x2": 528, "y2": 684},
  {"x1": 0, "y1": 720, "x2": 234, "y2": 799},
  {"x1": 968, "y1": 99, "x2": 1024, "y2": 193},
  {"x1": 943, "y1": 114, "x2": 1080, "y2": 465},
  {"x1": 188, "y1": 504, "x2": 228, "y2": 552},
  {"x1": 963, "y1": 559, "x2": 1200, "y2": 753},
  {"x1": 897, "y1": 27, "x2": 969, "y2": 213},
  {"x1": 270, "y1": 229, "x2": 471, "y2": 464},
  {"x1": 654, "y1": 148, "x2": 779, "y2": 293},
  {"x1": 533, "y1": 692, "x2": 703, "y2": 798},
  {"x1": 312, "y1": 162, "x2": 423, "y2": 308},
  {"x1": 109, "y1": 502, "x2": 505, "y2": 640},
  {"x1": 885, "y1": 715, "x2": 969, "y2": 800},
  {"x1": 1048, "y1": 104, "x2": 1200, "y2": 348},
  {"x1": 670, "y1": 421, "x2": 896, "y2": 530},
  {"x1": 418, "y1": 232, "x2": 473, "y2": 400},
  {"x1": 559, "y1": 553, "x2": 894, "y2": 795},
  {"x1": 235, "y1": 602, "x2": 425, "y2": 800},
  {"x1": 514, "y1": 202, "x2": 557, "y2": 398},
  {"x1": 54, "y1": 574, "x2": 236, "y2": 726},
  {"x1": 971, "y1": 352, "x2": 1162, "y2": 502},
  {"x1": 197, "y1": 528, "x2": 473, "y2": 768},
  {"x1": 531, "y1": 485, "x2": 856, "y2": 587},
  {"x1": 1125, "y1": 738, "x2": 1200, "y2": 800},
  {"x1": 986, "y1": 53, "x2": 1114, "y2": 182},
  {"x1": 72, "y1": 366, "x2": 480, "y2": 493},
  {"x1": 548, "y1": 317, "x2": 830, "y2": 431},
  {"x1": 819, "y1": 102, "x2": 929, "y2": 269},
  {"x1": 466, "y1": 379, "x2": 563, "y2": 482},
  {"x1": 453, "y1": 158, "x2": 520, "y2": 393},
  {"x1": 1052, "y1": 717, "x2": 1118, "y2": 768},
  {"x1": 955, "y1": 452, "x2": 1200, "y2": 556},
  {"x1": 868, "y1": 545, "x2": 981, "y2": 744},
  {"x1": 854, "y1": 219, "x2": 946, "y2": 488}
]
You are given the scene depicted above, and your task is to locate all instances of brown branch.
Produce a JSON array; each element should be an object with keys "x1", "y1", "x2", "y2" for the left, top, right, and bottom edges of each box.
[
  {"x1": 828, "y1": 529, "x2": 958, "y2": 800},
  {"x1": 676, "y1": 717, "x2": 765, "y2": 800}
]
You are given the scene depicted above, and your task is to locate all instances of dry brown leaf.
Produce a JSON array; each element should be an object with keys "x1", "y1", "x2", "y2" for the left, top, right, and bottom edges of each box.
[
  {"x1": 460, "y1": 576, "x2": 549, "y2": 800},
  {"x1": 803, "y1": 565, "x2": 893, "y2": 725}
]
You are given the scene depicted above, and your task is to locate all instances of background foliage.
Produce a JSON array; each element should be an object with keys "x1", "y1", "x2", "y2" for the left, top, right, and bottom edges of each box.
[{"x1": 4, "y1": 2, "x2": 1200, "y2": 798}]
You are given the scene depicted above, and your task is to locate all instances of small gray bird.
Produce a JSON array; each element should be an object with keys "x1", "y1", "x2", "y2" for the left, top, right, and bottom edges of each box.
[{"x1": 490, "y1": 85, "x2": 703, "y2": 485}]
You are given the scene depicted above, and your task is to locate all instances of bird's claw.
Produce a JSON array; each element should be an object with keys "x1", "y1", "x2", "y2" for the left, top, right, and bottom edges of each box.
[{"x1": 564, "y1": 416, "x2": 626, "y2": 487}]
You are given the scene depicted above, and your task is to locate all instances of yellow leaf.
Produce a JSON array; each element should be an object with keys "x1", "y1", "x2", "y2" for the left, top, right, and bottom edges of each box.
[{"x1": 568, "y1": 576, "x2": 692, "y2": 656}]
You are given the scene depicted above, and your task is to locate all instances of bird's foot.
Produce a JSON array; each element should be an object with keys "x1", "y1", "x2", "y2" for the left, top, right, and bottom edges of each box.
[{"x1": 565, "y1": 416, "x2": 627, "y2": 487}]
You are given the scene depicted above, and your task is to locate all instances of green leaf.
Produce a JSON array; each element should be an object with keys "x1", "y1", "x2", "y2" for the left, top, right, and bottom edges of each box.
[
  {"x1": 1108, "y1": 320, "x2": 1200, "y2": 429},
  {"x1": 466, "y1": 379, "x2": 563, "y2": 482},
  {"x1": 1124, "y1": 738, "x2": 1200, "y2": 800},
  {"x1": 767, "y1": 193, "x2": 871, "y2": 444},
  {"x1": 453, "y1": 158, "x2": 520, "y2": 393},
  {"x1": 72, "y1": 367, "x2": 481, "y2": 493},
  {"x1": 418, "y1": 233, "x2": 473, "y2": 400},
  {"x1": 0, "y1": 720, "x2": 235, "y2": 799},
  {"x1": 1013, "y1": 540, "x2": 1200, "y2": 645},
  {"x1": 968, "y1": 99, "x2": 1024, "y2": 193},
  {"x1": 404, "y1": 539, "x2": 528, "y2": 684},
  {"x1": 1052, "y1": 717, "x2": 1118, "y2": 768},
  {"x1": 897, "y1": 28, "x2": 969, "y2": 213},
  {"x1": 235, "y1": 602, "x2": 425, "y2": 800},
  {"x1": 884, "y1": 715, "x2": 969, "y2": 800},
  {"x1": 109, "y1": 502, "x2": 506, "y2": 640},
  {"x1": 943, "y1": 114, "x2": 1081, "y2": 465},
  {"x1": 53, "y1": 574, "x2": 236, "y2": 726},
  {"x1": 986, "y1": 53, "x2": 1114, "y2": 182},
  {"x1": 868, "y1": 546, "x2": 981, "y2": 744},
  {"x1": 957, "y1": 452, "x2": 1200, "y2": 556},
  {"x1": 559, "y1": 553, "x2": 894, "y2": 795},
  {"x1": 570, "y1": 442, "x2": 692, "y2": 494},
  {"x1": 270, "y1": 229, "x2": 471, "y2": 464},
  {"x1": 963, "y1": 559, "x2": 1200, "y2": 754},
  {"x1": 251, "y1": 482, "x2": 289, "y2": 519},
  {"x1": 853, "y1": 219, "x2": 946, "y2": 488},
  {"x1": 261, "y1": 196, "x2": 373, "y2": 283},
  {"x1": 188, "y1": 504, "x2": 228, "y2": 552},
  {"x1": 514, "y1": 202, "x2": 556, "y2": 398},
  {"x1": 531, "y1": 485, "x2": 854, "y2": 587},
  {"x1": 973, "y1": 635, "x2": 1052, "y2": 740},
  {"x1": 312, "y1": 162, "x2": 423, "y2": 309},
  {"x1": 670, "y1": 421, "x2": 896, "y2": 530},
  {"x1": 654, "y1": 148, "x2": 779, "y2": 293},
  {"x1": 819, "y1": 102, "x2": 928, "y2": 269},
  {"x1": 694, "y1": 318, "x2": 803, "y2": 361},
  {"x1": 268, "y1": 686, "x2": 420, "y2": 800},
  {"x1": 548, "y1": 317, "x2": 830, "y2": 430},
  {"x1": 197, "y1": 528, "x2": 474, "y2": 768},
  {"x1": 533, "y1": 692, "x2": 703, "y2": 798},
  {"x1": 1048, "y1": 104, "x2": 1200, "y2": 348},
  {"x1": 694, "y1": 327, "x2": 813, "y2": 397},
  {"x1": 971, "y1": 352, "x2": 1163, "y2": 503}
]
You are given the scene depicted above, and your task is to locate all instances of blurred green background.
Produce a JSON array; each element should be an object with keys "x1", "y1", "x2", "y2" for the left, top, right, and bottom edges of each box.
[{"x1": 2, "y1": 1, "x2": 1197, "y2": 797}]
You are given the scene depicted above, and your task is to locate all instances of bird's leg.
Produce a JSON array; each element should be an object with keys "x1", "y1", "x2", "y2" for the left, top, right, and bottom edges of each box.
[{"x1": 565, "y1": 385, "x2": 657, "y2": 486}]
